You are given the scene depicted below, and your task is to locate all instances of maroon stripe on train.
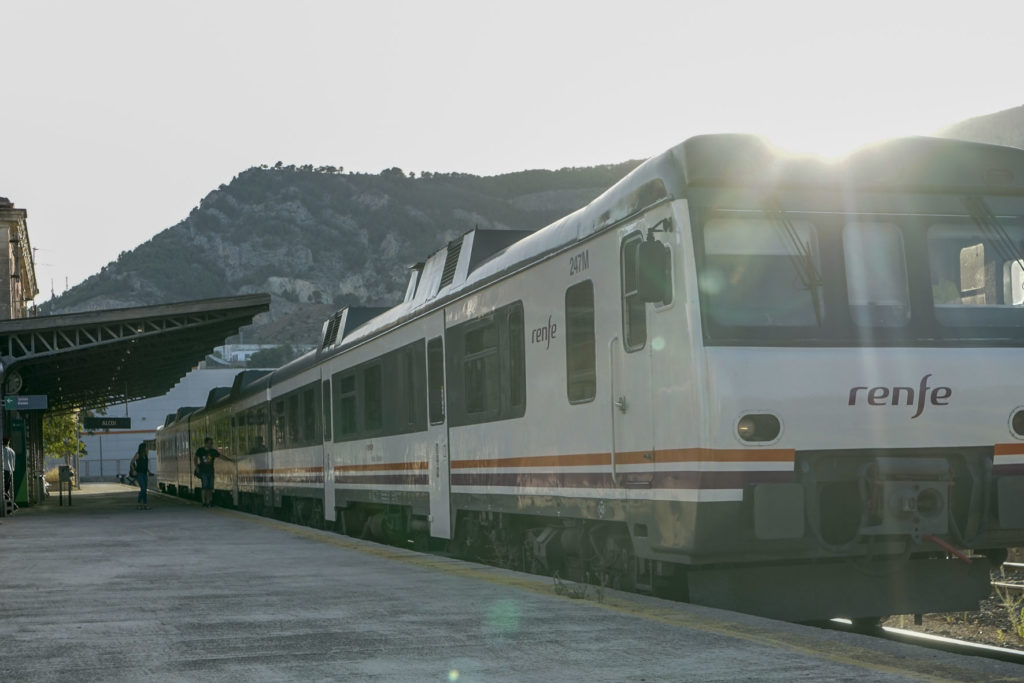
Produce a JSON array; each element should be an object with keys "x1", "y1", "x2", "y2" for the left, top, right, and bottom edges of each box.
[
  {"x1": 334, "y1": 474, "x2": 430, "y2": 486},
  {"x1": 450, "y1": 469, "x2": 794, "y2": 489}
]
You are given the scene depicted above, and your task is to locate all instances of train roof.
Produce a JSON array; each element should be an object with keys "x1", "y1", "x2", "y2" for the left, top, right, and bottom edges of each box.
[
  {"x1": 205, "y1": 386, "x2": 232, "y2": 409},
  {"x1": 676, "y1": 134, "x2": 1024, "y2": 194},
  {"x1": 230, "y1": 133, "x2": 1024, "y2": 390},
  {"x1": 230, "y1": 369, "x2": 272, "y2": 397}
]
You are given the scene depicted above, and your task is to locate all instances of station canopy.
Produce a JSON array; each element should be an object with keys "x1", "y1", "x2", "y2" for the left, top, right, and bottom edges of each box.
[{"x1": 0, "y1": 294, "x2": 271, "y2": 412}]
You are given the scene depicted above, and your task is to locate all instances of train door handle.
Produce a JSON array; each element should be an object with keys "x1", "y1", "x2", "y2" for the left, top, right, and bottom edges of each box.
[{"x1": 615, "y1": 396, "x2": 628, "y2": 413}]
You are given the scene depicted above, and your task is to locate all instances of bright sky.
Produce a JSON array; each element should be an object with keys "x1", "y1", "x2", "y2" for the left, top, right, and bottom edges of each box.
[{"x1": 2, "y1": 0, "x2": 1021, "y2": 303}]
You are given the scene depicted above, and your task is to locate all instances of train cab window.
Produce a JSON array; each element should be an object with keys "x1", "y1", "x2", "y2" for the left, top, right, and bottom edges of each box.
[
  {"x1": 701, "y1": 217, "x2": 823, "y2": 327},
  {"x1": 322, "y1": 380, "x2": 332, "y2": 442},
  {"x1": 621, "y1": 233, "x2": 647, "y2": 350},
  {"x1": 427, "y1": 337, "x2": 445, "y2": 424},
  {"x1": 566, "y1": 280, "x2": 596, "y2": 403},
  {"x1": 843, "y1": 222, "x2": 909, "y2": 327}
]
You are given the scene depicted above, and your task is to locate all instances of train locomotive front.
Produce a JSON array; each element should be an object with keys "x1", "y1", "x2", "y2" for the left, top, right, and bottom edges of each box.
[{"x1": 637, "y1": 136, "x2": 1024, "y2": 620}]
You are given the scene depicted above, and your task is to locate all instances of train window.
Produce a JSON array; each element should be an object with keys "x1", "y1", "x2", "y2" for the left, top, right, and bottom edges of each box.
[
  {"x1": 302, "y1": 387, "x2": 318, "y2": 444},
  {"x1": 322, "y1": 380, "x2": 332, "y2": 442},
  {"x1": 334, "y1": 373, "x2": 357, "y2": 438},
  {"x1": 446, "y1": 300, "x2": 526, "y2": 426},
  {"x1": 464, "y1": 320, "x2": 499, "y2": 415},
  {"x1": 427, "y1": 337, "x2": 445, "y2": 424},
  {"x1": 272, "y1": 399, "x2": 286, "y2": 449},
  {"x1": 287, "y1": 394, "x2": 300, "y2": 446},
  {"x1": 402, "y1": 346, "x2": 418, "y2": 427},
  {"x1": 701, "y1": 217, "x2": 823, "y2": 327},
  {"x1": 621, "y1": 233, "x2": 647, "y2": 350},
  {"x1": 843, "y1": 222, "x2": 909, "y2": 327},
  {"x1": 565, "y1": 280, "x2": 596, "y2": 403},
  {"x1": 929, "y1": 222, "x2": 1024, "y2": 313},
  {"x1": 255, "y1": 406, "x2": 269, "y2": 451},
  {"x1": 508, "y1": 305, "x2": 525, "y2": 411},
  {"x1": 363, "y1": 364, "x2": 383, "y2": 432}
]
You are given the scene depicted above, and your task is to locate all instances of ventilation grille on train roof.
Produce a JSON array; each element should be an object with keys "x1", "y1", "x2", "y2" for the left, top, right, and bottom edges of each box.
[
  {"x1": 322, "y1": 314, "x2": 342, "y2": 350},
  {"x1": 438, "y1": 236, "x2": 464, "y2": 289}
]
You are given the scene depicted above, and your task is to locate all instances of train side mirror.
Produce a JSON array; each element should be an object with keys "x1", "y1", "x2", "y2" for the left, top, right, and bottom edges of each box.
[{"x1": 636, "y1": 237, "x2": 670, "y2": 304}]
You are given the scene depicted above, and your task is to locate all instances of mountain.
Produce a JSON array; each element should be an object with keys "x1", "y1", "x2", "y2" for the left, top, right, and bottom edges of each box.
[
  {"x1": 41, "y1": 162, "x2": 640, "y2": 344},
  {"x1": 937, "y1": 105, "x2": 1024, "y2": 148}
]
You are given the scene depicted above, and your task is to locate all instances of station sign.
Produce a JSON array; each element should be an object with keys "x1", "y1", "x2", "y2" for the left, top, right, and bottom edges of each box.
[
  {"x1": 82, "y1": 416, "x2": 132, "y2": 430},
  {"x1": 3, "y1": 394, "x2": 48, "y2": 411}
]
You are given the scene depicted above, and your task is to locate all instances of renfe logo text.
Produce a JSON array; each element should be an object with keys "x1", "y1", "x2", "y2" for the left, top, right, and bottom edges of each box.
[{"x1": 848, "y1": 373, "x2": 951, "y2": 419}]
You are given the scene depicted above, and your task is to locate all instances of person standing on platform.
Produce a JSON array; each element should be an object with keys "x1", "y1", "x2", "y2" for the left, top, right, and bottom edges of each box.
[
  {"x1": 130, "y1": 442, "x2": 152, "y2": 510},
  {"x1": 195, "y1": 437, "x2": 221, "y2": 508},
  {"x1": 2, "y1": 435, "x2": 14, "y2": 516}
]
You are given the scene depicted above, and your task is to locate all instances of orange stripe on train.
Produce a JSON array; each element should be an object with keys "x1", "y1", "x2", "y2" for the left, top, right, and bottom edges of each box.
[{"x1": 451, "y1": 448, "x2": 795, "y2": 469}]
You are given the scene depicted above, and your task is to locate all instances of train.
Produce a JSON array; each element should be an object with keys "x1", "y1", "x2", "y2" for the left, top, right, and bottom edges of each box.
[{"x1": 158, "y1": 133, "x2": 1024, "y2": 622}]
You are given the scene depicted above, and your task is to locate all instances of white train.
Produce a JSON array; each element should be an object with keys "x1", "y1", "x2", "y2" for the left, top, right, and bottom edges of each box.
[{"x1": 158, "y1": 134, "x2": 1024, "y2": 622}]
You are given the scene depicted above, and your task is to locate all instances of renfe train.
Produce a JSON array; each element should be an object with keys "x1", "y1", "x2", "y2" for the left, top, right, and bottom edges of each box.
[{"x1": 157, "y1": 134, "x2": 1024, "y2": 622}]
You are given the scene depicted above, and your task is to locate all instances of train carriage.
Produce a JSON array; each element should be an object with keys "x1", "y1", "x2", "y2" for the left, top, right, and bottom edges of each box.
[{"x1": 158, "y1": 133, "x2": 1024, "y2": 622}]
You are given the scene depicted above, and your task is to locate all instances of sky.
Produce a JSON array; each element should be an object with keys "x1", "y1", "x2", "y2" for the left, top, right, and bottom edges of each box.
[{"x1": 2, "y1": 0, "x2": 1022, "y2": 303}]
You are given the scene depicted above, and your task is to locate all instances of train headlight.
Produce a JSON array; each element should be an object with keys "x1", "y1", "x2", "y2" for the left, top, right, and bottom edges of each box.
[
  {"x1": 1012, "y1": 408, "x2": 1024, "y2": 437},
  {"x1": 736, "y1": 413, "x2": 781, "y2": 443}
]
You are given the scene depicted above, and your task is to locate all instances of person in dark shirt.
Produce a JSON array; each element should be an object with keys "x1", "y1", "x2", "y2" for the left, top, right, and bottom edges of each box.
[
  {"x1": 195, "y1": 437, "x2": 221, "y2": 508},
  {"x1": 129, "y1": 442, "x2": 153, "y2": 509}
]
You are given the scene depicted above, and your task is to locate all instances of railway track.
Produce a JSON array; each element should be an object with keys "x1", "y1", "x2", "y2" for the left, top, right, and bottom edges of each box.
[
  {"x1": 994, "y1": 561, "x2": 1024, "y2": 594},
  {"x1": 823, "y1": 562, "x2": 1024, "y2": 664},
  {"x1": 827, "y1": 618, "x2": 1024, "y2": 664}
]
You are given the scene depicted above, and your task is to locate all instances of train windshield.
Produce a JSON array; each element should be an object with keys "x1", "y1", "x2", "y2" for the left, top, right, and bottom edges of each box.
[
  {"x1": 695, "y1": 200, "x2": 1024, "y2": 346},
  {"x1": 701, "y1": 217, "x2": 824, "y2": 327}
]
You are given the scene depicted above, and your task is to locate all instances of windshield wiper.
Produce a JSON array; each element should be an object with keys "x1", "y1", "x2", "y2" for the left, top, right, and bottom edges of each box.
[
  {"x1": 962, "y1": 195, "x2": 1024, "y2": 276},
  {"x1": 763, "y1": 197, "x2": 824, "y2": 326}
]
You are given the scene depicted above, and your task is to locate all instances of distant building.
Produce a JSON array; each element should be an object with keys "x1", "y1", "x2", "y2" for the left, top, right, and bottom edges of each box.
[
  {"x1": 0, "y1": 197, "x2": 39, "y2": 319},
  {"x1": 205, "y1": 343, "x2": 315, "y2": 368}
]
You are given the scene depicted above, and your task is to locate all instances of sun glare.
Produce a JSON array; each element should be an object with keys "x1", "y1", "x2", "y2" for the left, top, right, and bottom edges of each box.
[{"x1": 757, "y1": 121, "x2": 928, "y2": 162}]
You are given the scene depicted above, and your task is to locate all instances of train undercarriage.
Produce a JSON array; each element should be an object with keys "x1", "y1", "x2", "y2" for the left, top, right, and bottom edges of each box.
[{"x1": 158, "y1": 479, "x2": 1002, "y2": 623}]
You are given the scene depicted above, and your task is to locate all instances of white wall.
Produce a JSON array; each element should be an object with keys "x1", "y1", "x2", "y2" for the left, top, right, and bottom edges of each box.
[{"x1": 76, "y1": 367, "x2": 248, "y2": 480}]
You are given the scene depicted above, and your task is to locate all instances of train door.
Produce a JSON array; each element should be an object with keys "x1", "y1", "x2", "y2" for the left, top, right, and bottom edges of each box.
[
  {"x1": 322, "y1": 372, "x2": 336, "y2": 523},
  {"x1": 426, "y1": 335, "x2": 451, "y2": 538},
  {"x1": 610, "y1": 232, "x2": 656, "y2": 486}
]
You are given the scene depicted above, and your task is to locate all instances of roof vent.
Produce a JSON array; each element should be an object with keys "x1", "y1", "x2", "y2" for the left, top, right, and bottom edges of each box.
[
  {"x1": 322, "y1": 314, "x2": 342, "y2": 350},
  {"x1": 439, "y1": 236, "x2": 463, "y2": 289}
]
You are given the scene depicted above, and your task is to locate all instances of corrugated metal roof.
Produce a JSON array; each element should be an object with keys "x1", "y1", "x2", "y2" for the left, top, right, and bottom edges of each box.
[{"x1": 0, "y1": 294, "x2": 270, "y2": 412}]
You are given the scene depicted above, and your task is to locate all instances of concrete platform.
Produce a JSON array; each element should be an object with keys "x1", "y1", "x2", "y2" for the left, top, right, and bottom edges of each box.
[{"x1": 1, "y1": 484, "x2": 1021, "y2": 682}]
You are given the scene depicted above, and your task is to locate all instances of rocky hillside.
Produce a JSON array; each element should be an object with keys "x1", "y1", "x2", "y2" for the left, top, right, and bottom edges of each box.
[{"x1": 41, "y1": 162, "x2": 640, "y2": 344}]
